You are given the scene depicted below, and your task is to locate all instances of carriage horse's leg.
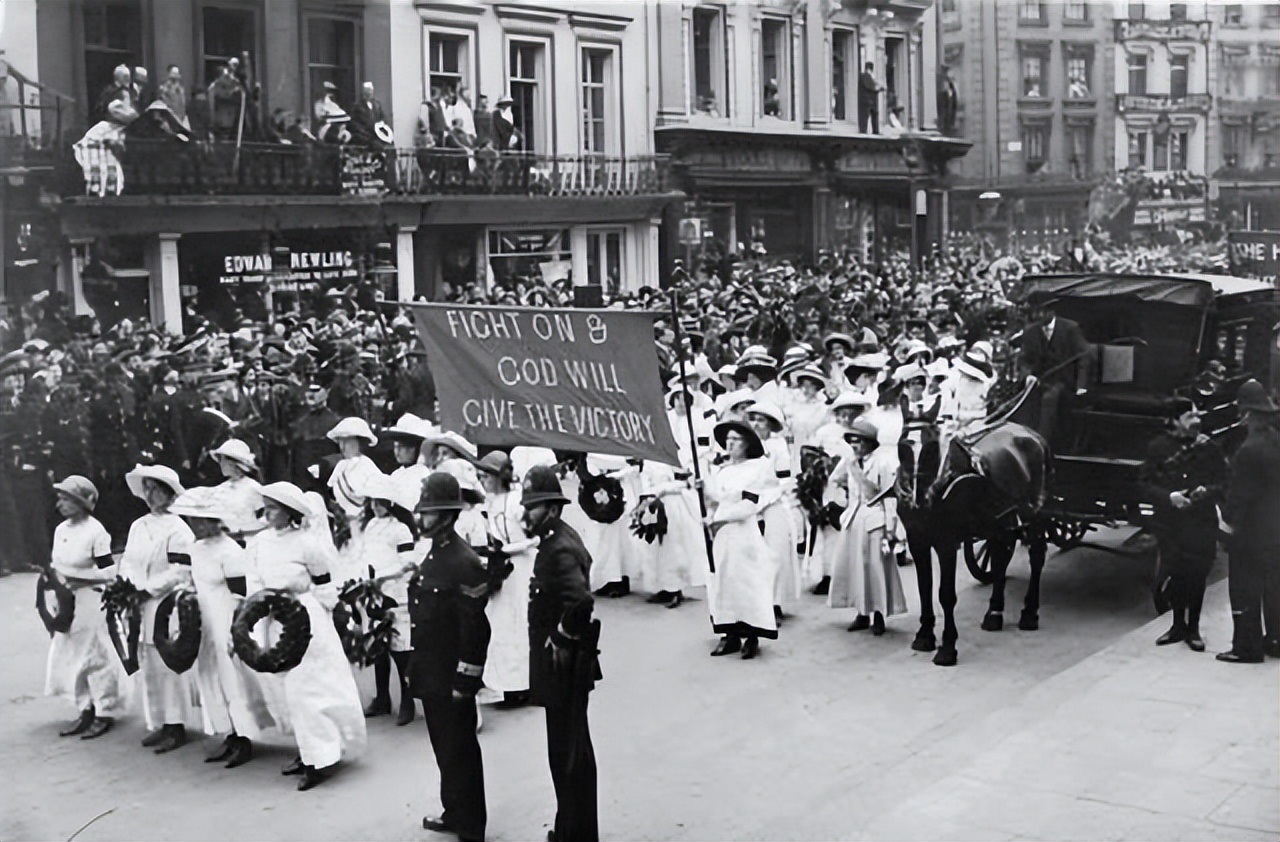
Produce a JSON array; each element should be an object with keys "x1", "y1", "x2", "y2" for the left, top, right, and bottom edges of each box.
[
  {"x1": 908, "y1": 527, "x2": 936, "y2": 652},
  {"x1": 933, "y1": 541, "x2": 959, "y2": 667},
  {"x1": 982, "y1": 534, "x2": 1016, "y2": 632},
  {"x1": 1019, "y1": 523, "x2": 1047, "y2": 631}
]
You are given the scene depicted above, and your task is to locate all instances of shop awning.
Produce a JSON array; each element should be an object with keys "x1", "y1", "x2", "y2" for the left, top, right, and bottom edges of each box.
[{"x1": 411, "y1": 193, "x2": 682, "y2": 226}]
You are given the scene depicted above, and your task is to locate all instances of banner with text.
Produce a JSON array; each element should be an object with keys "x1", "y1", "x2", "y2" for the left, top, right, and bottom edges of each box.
[
  {"x1": 410, "y1": 304, "x2": 679, "y2": 465},
  {"x1": 1227, "y1": 230, "x2": 1280, "y2": 288}
]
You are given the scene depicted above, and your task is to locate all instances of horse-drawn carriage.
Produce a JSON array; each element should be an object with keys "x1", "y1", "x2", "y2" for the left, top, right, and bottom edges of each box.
[{"x1": 902, "y1": 271, "x2": 1279, "y2": 666}]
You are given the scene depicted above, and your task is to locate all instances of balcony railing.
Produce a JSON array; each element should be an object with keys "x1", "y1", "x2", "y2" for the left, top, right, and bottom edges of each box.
[
  {"x1": 389, "y1": 150, "x2": 672, "y2": 197},
  {"x1": 1116, "y1": 93, "x2": 1212, "y2": 114},
  {"x1": 63, "y1": 138, "x2": 672, "y2": 199},
  {"x1": 1114, "y1": 18, "x2": 1211, "y2": 42}
]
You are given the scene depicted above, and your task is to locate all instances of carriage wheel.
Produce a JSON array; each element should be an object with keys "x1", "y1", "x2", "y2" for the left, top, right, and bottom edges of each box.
[
  {"x1": 1048, "y1": 519, "x2": 1089, "y2": 550},
  {"x1": 963, "y1": 538, "x2": 996, "y2": 585}
]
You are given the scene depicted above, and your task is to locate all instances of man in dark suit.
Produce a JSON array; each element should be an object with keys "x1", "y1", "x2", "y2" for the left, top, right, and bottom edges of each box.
[
  {"x1": 1016, "y1": 301, "x2": 1092, "y2": 451},
  {"x1": 492, "y1": 95, "x2": 521, "y2": 152},
  {"x1": 350, "y1": 81, "x2": 390, "y2": 147},
  {"x1": 523, "y1": 466, "x2": 599, "y2": 842},
  {"x1": 1217, "y1": 380, "x2": 1280, "y2": 663},
  {"x1": 412, "y1": 472, "x2": 491, "y2": 842},
  {"x1": 858, "y1": 62, "x2": 882, "y2": 134}
]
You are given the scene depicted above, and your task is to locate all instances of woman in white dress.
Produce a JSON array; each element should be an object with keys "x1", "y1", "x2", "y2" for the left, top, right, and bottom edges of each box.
[
  {"x1": 208, "y1": 438, "x2": 265, "y2": 539},
  {"x1": 476, "y1": 452, "x2": 538, "y2": 706},
  {"x1": 251, "y1": 482, "x2": 368, "y2": 790},
  {"x1": 355, "y1": 474, "x2": 421, "y2": 725},
  {"x1": 636, "y1": 459, "x2": 706, "y2": 609},
  {"x1": 745, "y1": 401, "x2": 803, "y2": 622},
  {"x1": 384, "y1": 414, "x2": 432, "y2": 500},
  {"x1": 45, "y1": 476, "x2": 124, "y2": 740},
  {"x1": 827, "y1": 418, "x2": 908, "y2": 635},
  {"x1": 582, "y1": 452, "x2": 642, "y2": 597},
  {"x1": 168, "y1": 486, "x2": 277, "y2": 768},
  {"x1": 703, "y1": 421, "x2": 778, "y2": 660},
  {"x1": 119, "y1": 464, "x2": 197, "y2": 754}
]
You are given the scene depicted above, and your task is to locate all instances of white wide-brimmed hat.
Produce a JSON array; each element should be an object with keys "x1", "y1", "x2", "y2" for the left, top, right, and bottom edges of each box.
[
  {"x1": 830, "y1": 391, "x2": 874, "y2": 413},
  {"x1": 927, "y1": 358, "x2": 951, "y2": 379},
  {"x1": 326, "y1": 416, "x2": 378, "y2": 446},
  {"x1": 425, "y1": 430, "x2": 478, "y2": 460},
  {"x1": 363, "y1": 472, "x2": 420, "y2": 514},
  {"x1": 744, "y1": 400, "x2": 786, "y2": 432},
  {"x1": 893, "y1": 361, "x2": 930, "y2": 384},
  {"x1": 259, "y1": 481, "x2": 314, "y2": 519},
  {"x1": 792, "y1": 364, "x2": 827, "y2": 388},
  {"x1": 169, "y1": 486, "x2": 240, "y2": 522},
  {"x1": 955, "y1": 351, "x2": 995, "y2": 383},
  {"x1": 125, "y1": 464, "x2": 185, "y2": 501},
  {"x1": 382, "y1": 413, "x2": 433, "y2": 442},
  {"x1": 210, "y1": 438, "x2": 258, "y2": 471}
]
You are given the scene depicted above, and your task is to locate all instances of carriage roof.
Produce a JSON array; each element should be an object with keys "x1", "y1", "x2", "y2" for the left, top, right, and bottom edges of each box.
[{"x1": 1015, "y1": 273, "x2": 1278, "y2": 309}]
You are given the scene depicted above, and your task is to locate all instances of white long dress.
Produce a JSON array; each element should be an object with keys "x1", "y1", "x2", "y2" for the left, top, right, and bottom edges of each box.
[
  {"x1": 636, "y1": 461, "x2": 708, "y2": 593},
  {"x1": 357, "y1": 516, "x2": 418, "y2": 653},
  {"x1": 827, "y1": 447, "x2": 907, "y2": 618},
  {"x1": 118, "y1": 512, "x2": 197, "y2": 730},
  {"x1": 705, "y1": 458, "x2": 779, "y2": 639},
  {"x1": 45, "y1": 515, "x2": 125, "y2": 715},
  {"x1": 583, "y1": 455, "x2": 641, "y2": 589},
  {"x1": 762, "y1": 435, "x2": 803, "y2": 606},
  {"x1": 248, "y1": 528, "x2": 367, "y2": 769},
  {"x1": 480, "y1": 488, "x2": 535, "y2": 695},
  {"x1": 189, "y1": 533, "x2": 277, "y2": 738}
]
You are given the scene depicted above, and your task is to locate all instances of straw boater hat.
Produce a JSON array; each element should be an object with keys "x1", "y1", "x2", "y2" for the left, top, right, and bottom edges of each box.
[
  {"x1": 955, "y1": 350, "x2": 995, "y2": 384},
  {"x1": 327, "y1": 416, "x2": 378, "y2": 447},
  {"x1": 736, "y1": 352, "x2": 778, "y2": 383},
  {"x1": 745, "y1": 400, "x2": 786, "y2": 433},
  {"x1": 52, "y1": 475, "x2": 99, "y2": 512},
  {"x1": 125, "y1": 464, "x2": 185, "y2": 500},
  {"x1": 426, "y1": 430, "x2": 478, "y2": 461},
  {"x1": 210, "y1": 438, "x2": 258, "y2": 472},
  {"x1": 792, "y1": 364, "x2": 827, "y2": 389},
  {"x1": 259, "y1": 481, "x2": 314, "y2": 520},
  {"x1": 713, "y1": 419, "x2": 765, "y2": 459}
]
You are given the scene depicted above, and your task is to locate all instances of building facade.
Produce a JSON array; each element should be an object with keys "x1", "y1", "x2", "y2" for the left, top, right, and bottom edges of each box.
[
  {"x1": 652, "y1": 0, "x2": 970, "y2": 264},
  {"x1": 1112, "y1": 0, "x2": 1212, "y2": 234},
  {"x1": 5, "y1": 0, "x2": 680, "y2": 333},
  {"x1": 942, "y1": 0, "x2": 1116, "y2": 247},
  {"x1": 1209, "y1": 0, "x2": 1280, "y2": 230}
]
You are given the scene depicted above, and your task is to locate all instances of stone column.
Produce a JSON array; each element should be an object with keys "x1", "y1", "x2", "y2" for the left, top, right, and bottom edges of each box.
[
  {"x1": 145, "y1": 232, "x2": 183, "y2": 335},
  {"x1": 396, "y1": 225, "x2": 417, "y2": 302}
]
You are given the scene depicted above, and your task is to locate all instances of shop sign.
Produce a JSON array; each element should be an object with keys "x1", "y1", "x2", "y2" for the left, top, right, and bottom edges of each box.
[
  {"x1": 217, "y1": 249, "x2": 358, "y2": 285},
  {"x1": 341, "y1": 149, "x2": 389, "y2": 195},
  {"x1": 1228, "y1": 230, "x2": 1280, "y2": 287}
]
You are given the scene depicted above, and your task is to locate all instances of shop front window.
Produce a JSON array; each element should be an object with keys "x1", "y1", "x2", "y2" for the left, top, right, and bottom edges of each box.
[
  {"x1": 586, "y1": 229, "x2": 624, "y2": 296},
  {"x1": 487, "y1": 228, "x2": 572, "y2": 289}
]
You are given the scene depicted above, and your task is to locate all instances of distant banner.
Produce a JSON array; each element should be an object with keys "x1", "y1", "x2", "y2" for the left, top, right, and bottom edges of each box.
[
  {"x1": 410, "y1": 304, "x2": 679, "y2": 465},
  {"x1": 1227, "y1": 230, "x2": 1280, "y2": 288}
]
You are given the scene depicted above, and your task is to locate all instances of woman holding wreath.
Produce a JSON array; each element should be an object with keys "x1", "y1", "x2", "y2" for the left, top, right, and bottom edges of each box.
[
  {"x1": 249, "y1": 482, "x2": 367, "y2": 790},
  {"x1": 702, "y1": 420, "x2": 779, "y2": 660}
]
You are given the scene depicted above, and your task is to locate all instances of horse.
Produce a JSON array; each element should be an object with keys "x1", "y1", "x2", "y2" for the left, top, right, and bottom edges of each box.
[{"x1": 896, "y1": 421, "x2": 1052, "y2": 666}]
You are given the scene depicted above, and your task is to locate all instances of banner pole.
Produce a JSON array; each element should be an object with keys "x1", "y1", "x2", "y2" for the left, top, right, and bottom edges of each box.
[{"x1": 669, "y1": 262, "x2": 715, "y2": 574}]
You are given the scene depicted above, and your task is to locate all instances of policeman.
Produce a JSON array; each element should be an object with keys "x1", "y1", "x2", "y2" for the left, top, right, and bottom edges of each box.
[
  {"x1": 1218, "y1": 380, "x2": 1280, "y2": 664},
  {"x1": 411, "y1": 472, "x2": 491, "y2": 842},
  {"x1": 1138, "y1": 399, "x2": 1228, "y2": 652},
  {"x1": 522, "y1": 465, "x2": 600, "y2": 842}
]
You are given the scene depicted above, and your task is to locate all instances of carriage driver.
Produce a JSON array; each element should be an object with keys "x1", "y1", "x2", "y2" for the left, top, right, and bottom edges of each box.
[{"x1": 1017, "y1": 299, "x2": 1093, "y2": 451}]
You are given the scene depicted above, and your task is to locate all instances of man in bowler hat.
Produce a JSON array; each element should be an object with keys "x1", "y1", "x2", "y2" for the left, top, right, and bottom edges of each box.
[
  {"x1": 522, "y1": 466, "x2": 600, "y2": 842},
  {"x1": 412, "y1": 472, "x2": 491, "y2": 841},
  {"x1": 1218, "y1": 380, "x2": 1280, "y2": 663}
]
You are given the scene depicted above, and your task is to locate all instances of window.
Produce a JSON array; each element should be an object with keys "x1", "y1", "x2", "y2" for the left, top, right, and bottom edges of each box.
[
  {"x1": 691, "y1": 7, "x2": 727, "y2": 117},
  {"x1": 832, "y1": 29, "x2": 855, "y2": 122},
  {"x1": 1128, "y1": 52, "x2": 1148, "y2": 95},
  {"x1": 586, "y1": 229, "x2": 624, "y2": 295},
  {"x1": 942, "y1": 0, "x2": 956, "y2": 11},
  {"x1": 305, "y1": 15, "x2": 357, "y2": 111},
  {"x1": 1223, "y1": 122, "x2": 1246, "y2": 166},
  {"x1": 1266, "y1": 4, "x2": 1280, "y2": 26},
  {"x1": 1222, "y1": 48, "x2": 1248, "y2": 97},
  {"x1": 1021, "y1": 49, "x2": 1047, "y2": 97},
  {"x1": 1170, "y1": 54, "x2": 1189, "y2": 100},
  {"x1": 487, "y1": 229, "x2": 571, "y2": 289},
  {"x1": 1170, "y1": 130, "x2": 1189, "y2": 170},
  {"x1": 1022, "y1": 123, "x2": 1047, "y2": 171},
  {"x1": 1064, "y1": 1, "x2": 1088, "y2": 21},
  {"x1": 1065, "y1": 48, "x2": 1093, "y2": 99},
  {"x1": 1264, "y1": 47, "x2": 1280, "y2": 95},
  {"x1": 509, "y1": 40, "x2": 546, "y2": 153},
  {"x1": 428, "y1": 31, "x2": 470, "y2": 98},
  {"x1": 201, "y1": 6, "x2": 257, "y2": 89},
  {"x1": 1068, "y1": 123, "x2": 1093, "y2": 178},
  {"x1": 884, "y1": 36, "x2": 904, "y2": 112},
  {"x1": 1129, "y1": 130, "x2": 1148, "y2": 167},
  {"x1": 1169, "y1": 3, "x2": 1187, "y2": 21},
  {"x1": 580, "y1": 47, "x2": 615, "y2": 154},
  {"x1": 1127, "y1": 2, "x2": 1145, "y2": 20},
  {"x1": 1153, "y1": 127, "x2": 1170, "y2": 170},
  {"x1": 1224, "y1": 4, "x2": 1243, "y2": 25},
  {"x1": 81, "y1": 0, "x2": 144, "y2": 119},
  {"x1": 760, "y1": 18, "x2": 792, "y2": 118},
  {"x1": 1019, "y1": 0, "x2": 1044, "y2": 22}
]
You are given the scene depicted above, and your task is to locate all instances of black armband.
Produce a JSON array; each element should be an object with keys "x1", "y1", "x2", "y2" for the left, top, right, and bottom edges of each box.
[
  {"x1": 167, "y1": 552, "x2": 191, "y2": 566},
  {"x1": 396, "y1": 542, "x2": 414, "y2": 553},
  {"x1": 227, "y1": 576, "x2": 247, "y2": 596},
  {"x1": 742, "y1": 490, "x2": 759, "y2": 504},
  {"x1": 311, "y1": 572, "x2": 331, "y2": 585},
  {"x1": 94, "y1": 554, "x2": 114, "y2": 569}
]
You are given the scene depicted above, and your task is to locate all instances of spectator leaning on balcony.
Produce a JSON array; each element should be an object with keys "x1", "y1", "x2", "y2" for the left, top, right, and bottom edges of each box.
[
  {"x1": 91, "y1": 64, "x2": 137, "y2": 126},
  {"x1": 314, "y1": 81, "x2": 352, "y2": 145},
  {"x1": 350, "y1": 82, "x2": 391, "y2": 148}
]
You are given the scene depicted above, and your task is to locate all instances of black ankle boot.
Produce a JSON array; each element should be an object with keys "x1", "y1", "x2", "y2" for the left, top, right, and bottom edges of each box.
[
  {"x1": 225, "y1": 736, "x2": 254, "y2": 768},
  {"x1": 60, "y1": 707, "x2": 95, "y2": 737}
]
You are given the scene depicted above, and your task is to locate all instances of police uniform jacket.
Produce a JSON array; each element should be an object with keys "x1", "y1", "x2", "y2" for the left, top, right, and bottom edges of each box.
[
  {"x1": 529, "y1": 519, "x2": 597, "y2": 708},
  {"x1": 1226, "y1": 424, "x2": 1280, "y2": 552},
  {"x1": 1138, "y1": 432, "x2": 1229, "y2": 553},
  {"x1": 407, "y1": 528, "x2": 491, "y2": 698}
]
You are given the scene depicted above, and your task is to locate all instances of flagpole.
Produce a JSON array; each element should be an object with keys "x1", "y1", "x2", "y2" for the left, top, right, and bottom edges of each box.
[{"x1": 669, "y1": 258, "x2": 715, "y2": 574}]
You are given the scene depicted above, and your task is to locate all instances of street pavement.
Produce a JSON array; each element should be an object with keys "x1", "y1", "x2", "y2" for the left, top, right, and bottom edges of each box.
[{"x1": 1, "y1": 530, "x2": 1276, "y2": 842}]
